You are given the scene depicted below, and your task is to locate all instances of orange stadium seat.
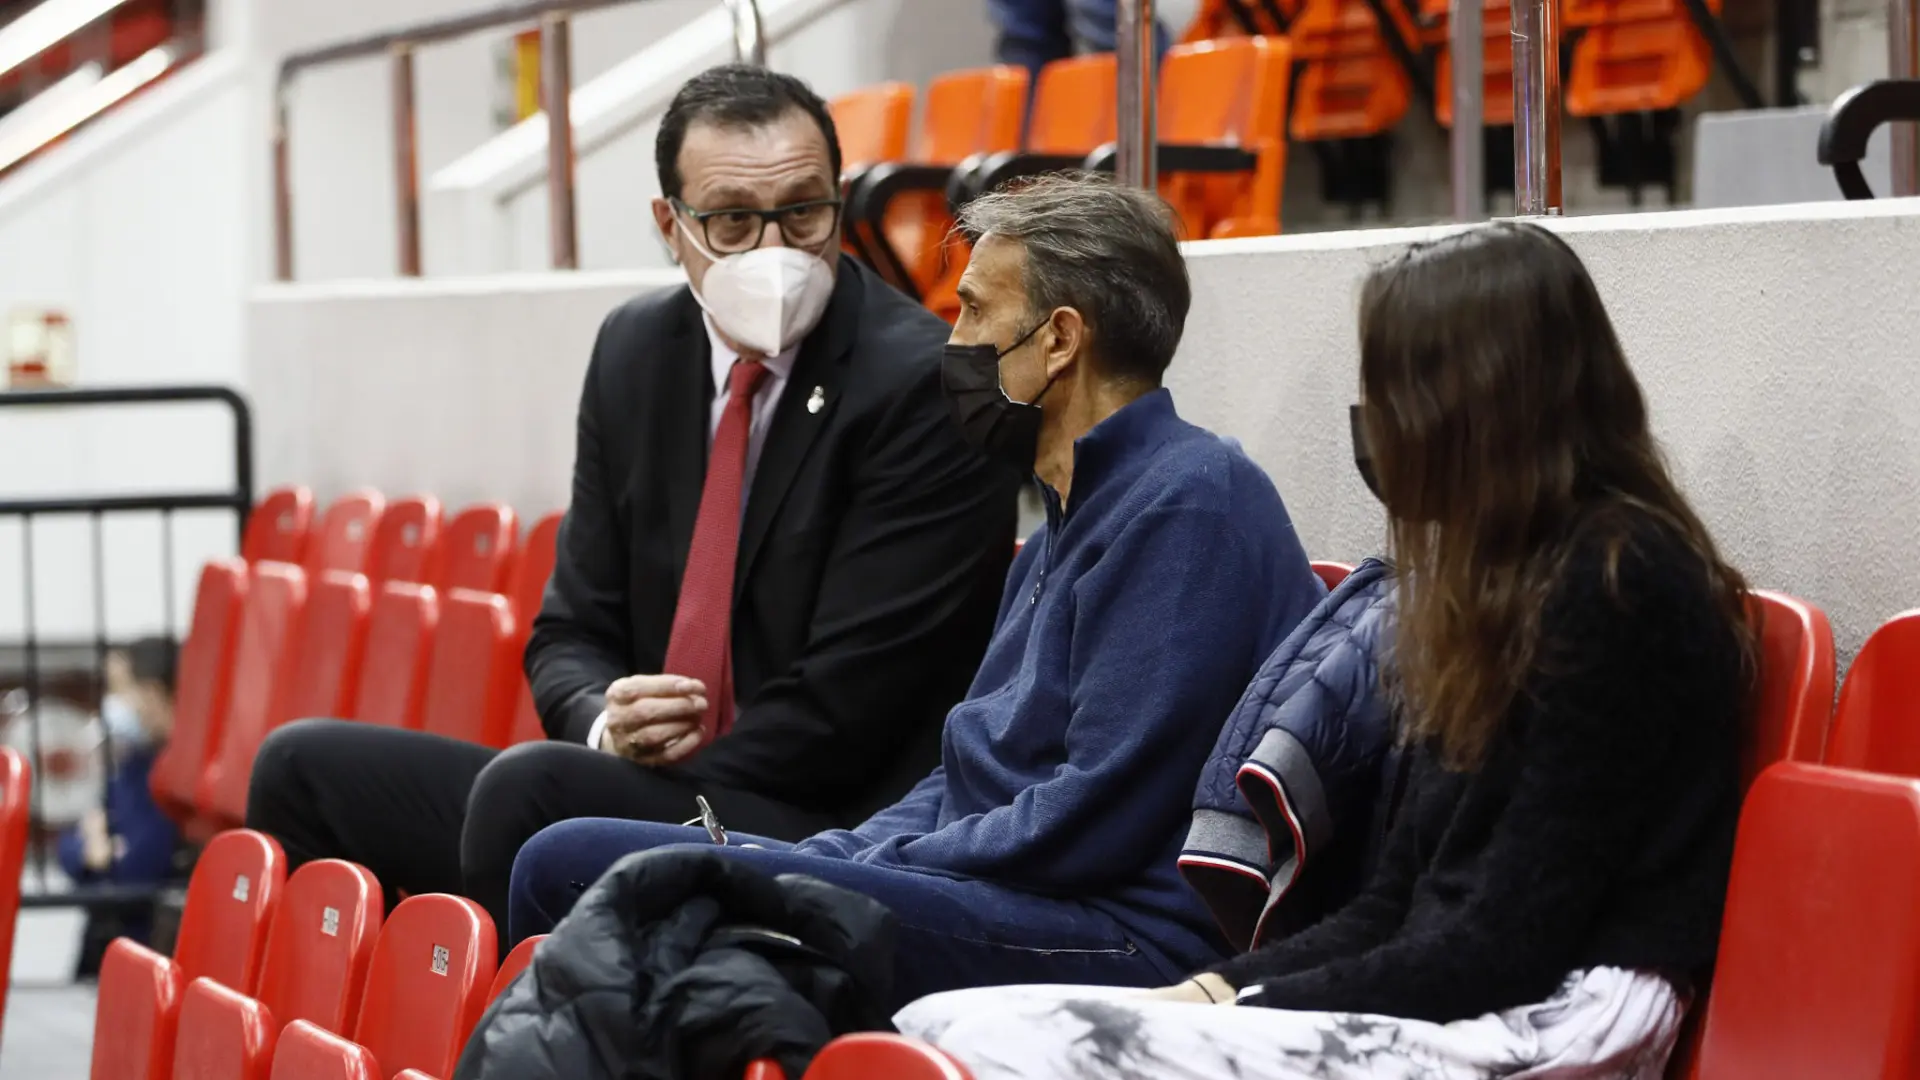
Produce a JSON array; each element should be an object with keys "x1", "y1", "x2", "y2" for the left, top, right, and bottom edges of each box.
[
  {"x1": 1429, "y1": 0, "x2": 1516, "y2": 125},
  {"x1": 200, "y1": 562, "x2": 310, "y2": 825},
  {"x1": 1289, "y1": 0, "x2": 1419, "y2": 141},
  {"x1": 352, "y1": 583, "x2": 439, "y2": 731},
  {"x1": 830, "y1": 82, "x2": 915, "y2": 171},
  {"x1": 352, "y1": 895, "x2": 498, "y2": 1080},
  {"x1": 1697, "y1": 763, "x2": 1920, "y2": 1079},
  {"x1": 267, "y1": 1021, "x2": 382, "y2": 1080},
  {"x1": 171, "y1": 977, "x2": 278, "y2": 1080},
  {"x1": 243, "y1": 486, "x2": 315, "y2": 565},
  {"x1": 1183, "y1": 0, "x2": 1299, "y2": 40},
  {"x1": 151, "y1": 560, "x2": 248, "y2": 821},
  {"x1": 1825, "y1": 609, "x2": 1920, "y2": 776},
  {"x1": 276, "y1": 570, "x2": 373, "y2": 726},
  {"x1": 418, "y1": 590, "x2": 522, "y2": 748},
  {"x1": 304, "y1": 492, "x2": 386, "y2": 578},
  {"x1": 0, "y1": 748, "x2": 28, "y2": 1042},
  {"x1": 253, "y1": 860, "x2": 385, "y2": 1035},
  {"x1": 434, "y1": 502, "x2": 518, "y2": 594},
  {"x1": 366, "y1": 495, "x2": 443, "y2": 586}
]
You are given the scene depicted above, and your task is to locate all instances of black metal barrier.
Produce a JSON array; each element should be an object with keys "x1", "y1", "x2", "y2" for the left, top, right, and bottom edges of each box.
[{"x1": 0, "y1": 385, "x2": 252, "y2": 911}]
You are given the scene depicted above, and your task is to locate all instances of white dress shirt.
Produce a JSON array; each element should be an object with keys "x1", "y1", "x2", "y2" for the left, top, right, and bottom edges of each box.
[{"x1": 588, "y1": 317, "x2": 800, "y2": 751}]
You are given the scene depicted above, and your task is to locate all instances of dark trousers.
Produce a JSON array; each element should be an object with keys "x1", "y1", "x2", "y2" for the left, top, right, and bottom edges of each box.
[
  {"x1": 509, "y1": 819, "x2": 1181, "y2": 1007},
  {"x1": 244, "y1": 719, "x2": 841, "y2": 948}
]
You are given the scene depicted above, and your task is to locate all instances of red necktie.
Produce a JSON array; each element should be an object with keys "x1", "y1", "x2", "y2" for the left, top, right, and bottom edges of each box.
[{"x1": 665, "y1": 359, "x2": 768, "y2": 744}]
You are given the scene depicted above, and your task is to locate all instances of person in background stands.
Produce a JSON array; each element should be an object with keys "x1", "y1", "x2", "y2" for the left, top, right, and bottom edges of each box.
[
  {"x1": 62, "y1": 638, "x2": 180, "y2": 977},
  {"x1": 987, "y1": 0, "x2": 1170, "y2": 95},
  {"x1": 897, "y1": 221, "x2": 1754, "y2": 1080},
  {"x1": 245, "y1": 64, "x2": 1021, "y2": 943},
  {"x1": 501, "y1": 174, "x2": 1324, "y2": 1004}
]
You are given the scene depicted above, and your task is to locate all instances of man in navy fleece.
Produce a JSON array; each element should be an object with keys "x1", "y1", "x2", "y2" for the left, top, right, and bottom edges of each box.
[{"x1": 503, "y1": 174, "x2": 1323, "y2": 1002}]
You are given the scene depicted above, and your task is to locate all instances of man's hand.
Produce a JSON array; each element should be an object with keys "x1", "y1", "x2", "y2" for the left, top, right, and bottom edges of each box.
[
  {"x1": 1141, "y1": 973, "x2": 1235, "y2": 1005},
  {"x1": 79, "y1": 808, "x2": 114, "y2": 873},
  {"x1": 601, "y1": 675, "x2": 708, "y2": 765}
]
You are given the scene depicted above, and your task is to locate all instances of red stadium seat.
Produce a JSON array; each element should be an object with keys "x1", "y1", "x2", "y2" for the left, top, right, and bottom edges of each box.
[
  {"x1": 805, "y1": 1034, "x2": 974, "y2": 1079},
  {"x1": 509, "y1": 512, "x2": 563, "y2": 622},
  {"x1": 254, "y1": 860, "x2": 384, "y2": 1034},
  {"x1": 277, "y1": 570, "x2": 373, "y2": 725},
  {"x1": 507, "y1": 689, "x2": 545, "y2": 746},
  {"x1": 352, "y1": 583, "x2": 439, "y2": 730},
  {"x1": 1743, "y1": 591, "x2": 1835, "y2": 784},
  {"x1": 367, "y1": 496, "x2": 443, "y2": 586},
  {"x1": 352, "y1": 895, "x2": 498, "y2": 1080},
  {"x1": 1309, "y1": 561, "x2": 1354, "y2": 589},
  {"x1": 419, "y1": 590, "x2": 521, "y2": 748},
  {"x1": 392, "y1": 1072, "x2": 442, "y2": 1080},
  {"x1": 487, "y1": 934, "x2": 544, "y2": 1003},
  {"x1": 200, "y1": 562, "x2": 311, "y2": 824},
  {"x1": 151, "y1": 560, "x2": 248, "y2": 820},
  {"x1": 172, "y1": 977, "x2": 279, "y2": 1080},
  {"x1": 434, "y1": 503, "x2": 519, "y2": 594},
  {"x1": 0, "y1": 748, "x2": 29, "y2": 1041},
  {"x1": 1825, "y1": 608, "x2": 1920, "y2": 776},
  {"x1": 304, "y1": 492, "x2": 386, "y2": 578},
  {"x1": 1697, "y1": 763, "x2": 1920, "y2": 1079},
  {"x1": 243, "y1": 486, "x2": 315, "y2": 565},
  {"x1": 267, "y1": 1021, "x2": 381, "y2": 1080},
  {"x1": 92, "y1": 829, "x2": 286, "y2": 1079}
]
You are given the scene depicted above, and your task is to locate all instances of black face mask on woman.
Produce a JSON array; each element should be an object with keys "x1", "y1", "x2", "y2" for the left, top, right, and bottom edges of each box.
[
  {"x1": 942, "y1": 320, "x2": 1053, "y2": 470},
  {"x1": 1349, "y1": 404, "x2": 1385, "y2": 504}
]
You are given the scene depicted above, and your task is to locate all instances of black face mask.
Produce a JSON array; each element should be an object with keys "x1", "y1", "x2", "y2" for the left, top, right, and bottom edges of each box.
[
  {"x1": 942, "y1": 321, "x2": 1053, "y2": 469},
  {"x1": 1349, "y1": 404, "x2": 1384, "y2": 505}
]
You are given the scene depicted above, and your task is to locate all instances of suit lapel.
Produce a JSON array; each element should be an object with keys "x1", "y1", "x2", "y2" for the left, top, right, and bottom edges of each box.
[
  {"x1": 734, "y1": 262, "x2": 864, "y2": 595},
  {"x1": 661, "y1": 292, "x2": 714, "y2": 586}
]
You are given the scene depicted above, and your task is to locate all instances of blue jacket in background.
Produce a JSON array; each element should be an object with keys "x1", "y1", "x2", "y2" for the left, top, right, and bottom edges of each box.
[
  {"x1": 1180, "y1": 559, "x2": 1398, "y2": 953},
  {"x1": 58, "y1": 744, "x2": 178, "y2": 885},
  {"x1": 799, "y1": 388, "x2": 1323, "y2": 974}
]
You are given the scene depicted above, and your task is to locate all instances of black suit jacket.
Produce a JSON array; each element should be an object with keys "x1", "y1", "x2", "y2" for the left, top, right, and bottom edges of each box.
[{"x1": 526, "y1": 259, "x2": 1020, "y2": 820}]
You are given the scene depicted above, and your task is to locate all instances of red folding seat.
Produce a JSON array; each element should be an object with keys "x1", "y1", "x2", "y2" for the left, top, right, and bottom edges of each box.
[
  {"x1": 366, "y1": 495, "x2": 444, "y2": 586},
  {"x1": 435, "y1": 502, "x2": 519, "y2": 594},
  {"x1": 352, "y1": 583, "x2": 439, "y2": 730},
  {"x1": 200, "y1": 562, "x2": 311, "y2": 824},
  {"x1": 278, "y1": 570, "x2": 373, "y2": 725},
  {"x1": 0, "y1": 747, "x2": 29, "y2": 1040},
  {"x1": 419, "y1": 591, "x2": 521, "y2": 748},
  {"x1": 1309, "y1": 561, "x2": 1354, "y2": 590},
  {"x1": 172, "y1": 977, "x2": 278, "y2": 1080},
  {"x1": 244, "y1": 486, "x2": 315, "y2": 565},
  {"x1": 806, "y1": 1033, "x2": 974, "y2": 1078},
  {"x1": 255, "y1": 860, "x2": 385, "y2": 1034},
  {"x1": 151, "y1": 560, "x2": 249, "y2": 821},
  {"x1": 509, "y1": 512, "x2": 563, "y2": 623},
  {"x1": 268, "y1": 1021, "x2": 381, "y2": 1080},
  {"x1": 1825, "y1": 608, "x2": 1920, "y2": 776},
  {"x1": 92, "y1": 829, "x2": 287, "y2": 1080},
  {"x1": 487, "y1": 933, "x2": 544, "y2": 1003},
  {"x1": 1696, "y1": 762, "x2": 1920, "y2": 1079},
  {"x1": 352, "y1": 895, "x2": 498, "y2": 1079},
  {"x1": 304, "y1": 492, "x2": 386, "y2": 578}
]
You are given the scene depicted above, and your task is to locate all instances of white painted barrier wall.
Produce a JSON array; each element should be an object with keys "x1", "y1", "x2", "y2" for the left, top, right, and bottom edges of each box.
[{"x1": 249, "y1": 198, "x2": 1920, "y2": 663}]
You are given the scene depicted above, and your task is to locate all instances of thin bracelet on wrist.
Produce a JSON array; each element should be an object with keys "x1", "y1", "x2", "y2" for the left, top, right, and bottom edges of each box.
[{"x1": 1190, "y1": 977, "x2": 1219, "y2": 1004}]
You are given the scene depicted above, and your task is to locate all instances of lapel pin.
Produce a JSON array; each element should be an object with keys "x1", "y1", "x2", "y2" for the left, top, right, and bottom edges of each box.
[{"x1": 806, "y1": 386, "x2": 826, "y2": 414}]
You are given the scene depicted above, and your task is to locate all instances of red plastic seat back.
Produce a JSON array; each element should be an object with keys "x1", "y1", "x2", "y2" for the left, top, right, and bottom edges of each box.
[
  {"x1": 435, "y1": 503, "x2": 518, "y2": 594},
  {"x1": 352, "y1": 583, "x2": 439, "y2": 730},
  {"x1": 278, "y1": 571, "x2": 372, "y2": 724},
  {"x1": 255, "y1": 860, "x2": 384, "y2": 1034},
  {"x1": 804, "y1": 1034, "x2": 974, "y2": 1079},
  {"x1": 267, "y1": 1020, "x2": 381, "y2": 1080},
  {"x1": 243, "y1": 487, "x2": 314, "y2": 565},
  {"x1": 1827, "y1": 609, "x2": 1920, "y2": 777},
  {"x1": 509, "y1": 513, "x2": 563, "y2": 623},
  {"x1": 1742, "y1": 591, "x2": 1835, "y2": 786},
  {"x1": 201, "y1": 563, "x2": 310, "y2": 823},
  {"x1": 420, "y1": 590, "x2": 521, "y2": 748},
  {"x1": 90, "y1": 938, "x2": 185, "y2": 1080},
  {"x1": 174, "y1": 828, "x2": 287, "y2": 990},
  {"x1": 304, "y1": 492, "x2": 385, "y2": 578},
  {"x1": 353, "y1": 895, "x2": 498, "y2": 1079},
  {"x1": 1309, "y1": 561, "x2": 1354, "y2": 590},
  {"x1": 487, "y1": 934, "x2": 544, "y2": 1003},
  {"x1": 1698, "y1": 762, "x2": 1920, "y2": 1078},
  {"x1": 172, "y1": 976, "x2": 279, "y2": 1080},
  {"x1": 366, "y1": 496, "x2": 443, "y2": 586},
  {"x1": 0, "y1": 749, "x2": 28, "y2": 1035},
  {"x1": 151, "y1": 559, "x2": 249, "y2": 816}
]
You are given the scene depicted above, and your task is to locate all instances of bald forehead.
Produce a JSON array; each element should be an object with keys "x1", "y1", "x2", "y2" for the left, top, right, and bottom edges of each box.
[{"x1": 677, "y1": 110, "x2": 836, "y2": 210}]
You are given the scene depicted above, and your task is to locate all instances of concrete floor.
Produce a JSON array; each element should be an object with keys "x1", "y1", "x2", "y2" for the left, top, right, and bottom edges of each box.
[{"x1": 1, "y1": 875, "x2": 99, "y2": 1078}]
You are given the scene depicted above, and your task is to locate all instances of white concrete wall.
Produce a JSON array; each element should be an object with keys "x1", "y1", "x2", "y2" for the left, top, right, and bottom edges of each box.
[{"x1": 248, "y1": 198, "x2": 1920, "y2": 667}]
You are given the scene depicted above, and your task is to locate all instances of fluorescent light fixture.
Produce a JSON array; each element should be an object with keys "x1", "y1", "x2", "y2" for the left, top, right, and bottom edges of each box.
[
  {"x1": 0, "y1": 0, "x2": 134, "y2": 80},
  {"x1": 0, "y1": 43, "x2": 171, "y2": 173}
]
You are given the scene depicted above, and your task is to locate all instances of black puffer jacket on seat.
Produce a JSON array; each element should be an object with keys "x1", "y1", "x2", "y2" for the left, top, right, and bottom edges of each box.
[{"x1": 454, "y1": 848, "x2": 898, "y2": 1080}]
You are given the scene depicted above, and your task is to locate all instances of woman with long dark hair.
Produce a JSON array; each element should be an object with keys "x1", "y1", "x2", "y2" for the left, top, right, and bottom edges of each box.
[{"x1": 893, "y1": 221, "x2": 1754, "y2": 1079}]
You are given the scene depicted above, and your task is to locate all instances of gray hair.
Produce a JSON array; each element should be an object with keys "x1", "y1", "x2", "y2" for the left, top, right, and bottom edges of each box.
[{"x1": 956, "y1": 173, "x2": 1191, "y2": 384}]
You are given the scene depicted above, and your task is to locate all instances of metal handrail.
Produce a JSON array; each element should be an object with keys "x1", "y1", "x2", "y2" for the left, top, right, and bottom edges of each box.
[{"x1": 271, "y1": 0, "x2": 767, "y2": 281}]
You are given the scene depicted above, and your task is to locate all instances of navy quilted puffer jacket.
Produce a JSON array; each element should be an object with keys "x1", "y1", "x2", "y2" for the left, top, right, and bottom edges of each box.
[{"x1": 1180, "y1": 558, "x2": 1398, "y2": 953}]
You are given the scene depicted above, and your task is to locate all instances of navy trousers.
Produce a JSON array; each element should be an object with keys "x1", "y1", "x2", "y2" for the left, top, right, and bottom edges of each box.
[
  {"x1": 509, "y1": 818, "x2": 1181, "y2": 1007},
  {"x1": 987, "y1": 0, "x2": 1171, "y2": 89}
]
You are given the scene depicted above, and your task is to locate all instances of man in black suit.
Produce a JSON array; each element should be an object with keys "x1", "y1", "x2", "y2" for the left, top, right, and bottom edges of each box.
[{"x1": 246, "y1": 65, "x2": 1019, "y2": 938}]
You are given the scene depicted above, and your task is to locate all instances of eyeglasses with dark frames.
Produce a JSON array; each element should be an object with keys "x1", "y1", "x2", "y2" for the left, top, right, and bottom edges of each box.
[{"x1": 672, "y1": 197, "x2": 844, "y2": 255}]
